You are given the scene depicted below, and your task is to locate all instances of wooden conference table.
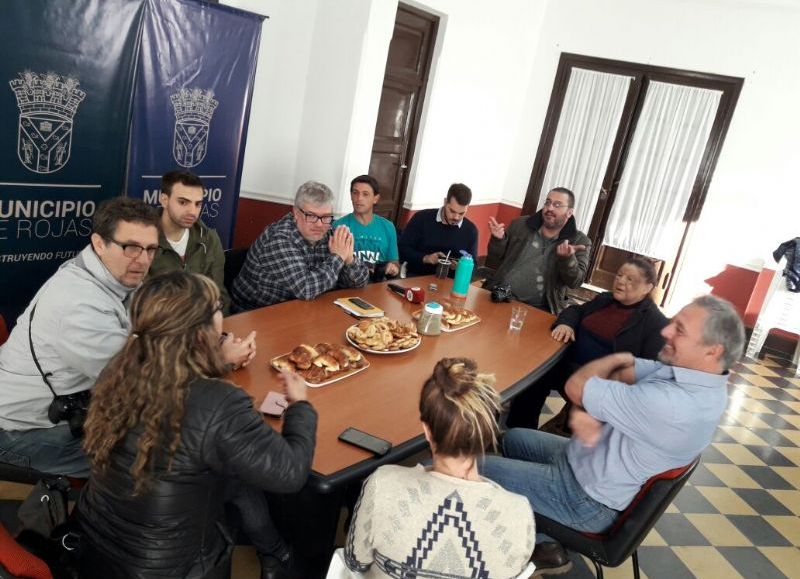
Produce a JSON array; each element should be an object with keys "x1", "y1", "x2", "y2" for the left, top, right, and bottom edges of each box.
[{"x1": 224, "y1": 275, "x2": 565, "y2": 493}]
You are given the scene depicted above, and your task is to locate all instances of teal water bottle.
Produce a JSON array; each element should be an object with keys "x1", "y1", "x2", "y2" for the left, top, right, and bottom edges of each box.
[{"x1": 451, "y1": 251, "x2": 474, "y2": 298}]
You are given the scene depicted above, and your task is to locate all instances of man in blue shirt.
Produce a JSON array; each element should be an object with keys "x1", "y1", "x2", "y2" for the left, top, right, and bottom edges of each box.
[
  {"x1": 482, "y1": 295, "x2": 745, "y2": 575},
  {"x1": 334, "y1": 175, "x2": 400, "y2": 278}
]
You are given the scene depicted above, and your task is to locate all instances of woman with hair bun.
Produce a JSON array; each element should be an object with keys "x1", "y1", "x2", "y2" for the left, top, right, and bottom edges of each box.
[{"x1": 344, "y1": 358, "x2": 534, "y2": 578}]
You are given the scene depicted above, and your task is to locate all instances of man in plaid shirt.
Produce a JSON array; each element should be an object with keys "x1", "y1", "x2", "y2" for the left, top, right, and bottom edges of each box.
[{"x1": 231, "y1": 181, "x2": 370, "y2": 311}]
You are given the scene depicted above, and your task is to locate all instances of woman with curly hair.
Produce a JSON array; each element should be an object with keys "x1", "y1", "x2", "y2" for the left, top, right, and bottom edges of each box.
[
  {"x1": 76, "y1": 271, "x2": 316, "y2": 579},
  {"x1": 344, "y1": 358, "x2": 535, "y2": 578}
]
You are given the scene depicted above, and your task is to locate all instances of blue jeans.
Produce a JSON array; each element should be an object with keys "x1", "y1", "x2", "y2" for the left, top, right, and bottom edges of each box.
[
  {"x1": 0, "y1": 424, "x2": 89, "y2": 477},
  {"x1": 481, "y1": 429, "x2": 619, "y2": 543}
]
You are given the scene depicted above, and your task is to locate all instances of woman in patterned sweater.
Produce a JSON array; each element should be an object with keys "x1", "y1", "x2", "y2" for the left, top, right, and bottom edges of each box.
[{"x1": 345, "y1": 358, "x2": 535, "y2": 578}]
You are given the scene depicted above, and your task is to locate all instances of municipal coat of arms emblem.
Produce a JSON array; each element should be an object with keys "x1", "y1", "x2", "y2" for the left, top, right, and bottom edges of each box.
[
  {"x1": 10, "y1": 71, "x2": 86, "y2": 174},
  {"x1": 170, "y1": 88, "x2": 218, "y2": 168}
]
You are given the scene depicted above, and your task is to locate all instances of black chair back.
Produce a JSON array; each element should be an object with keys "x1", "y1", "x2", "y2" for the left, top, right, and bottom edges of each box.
[
  {"x1": 535, "y1": 459, "x2": 699, "y2": 569},
  {"x1": 223, "y1": 247, "x2": 249, "y2": 294}
]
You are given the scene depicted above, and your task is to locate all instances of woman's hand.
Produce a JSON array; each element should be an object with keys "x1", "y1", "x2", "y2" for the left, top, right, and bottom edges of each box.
[
  {"x1": 221, "y1": 330, "x2": 257, "y2": 369},
  {"x1": 279, "y1": 370, "x2": 308, "y2": 403},
  {"x1": 551, "y1": 324, "x2": 575, "y2": 343}
]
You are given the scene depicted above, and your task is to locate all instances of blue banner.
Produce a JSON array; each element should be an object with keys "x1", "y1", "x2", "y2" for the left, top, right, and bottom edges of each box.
[
  {"x1": 126, "y1": 0, "x2": 264, "y2": 249},
  {"x1": 0, "y1": 0, "x2": 146, "y2": 324}
]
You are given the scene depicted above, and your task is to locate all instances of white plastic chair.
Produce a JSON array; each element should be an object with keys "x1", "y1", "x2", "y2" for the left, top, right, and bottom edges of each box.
[
  {"x1": 325, "y1": 547, "x2": 536, "y2": 579},
  {"x1": 746, "y1": 270, "x2": 800, "y2": 377}
]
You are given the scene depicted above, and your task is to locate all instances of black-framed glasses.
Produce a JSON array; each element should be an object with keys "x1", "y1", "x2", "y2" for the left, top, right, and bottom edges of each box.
[
  {"x1": 213, "y1": 299, "x2": 224, "y2": 314},
  {"x1": 106, "y1": 238, "x2": 158, "y2": 259},
  {"x1": 296, "y1": 206, "x2": 335, "y2": 225},
  {"x1": 543, "y1": 199, "x2": 571, "y2": 210}
]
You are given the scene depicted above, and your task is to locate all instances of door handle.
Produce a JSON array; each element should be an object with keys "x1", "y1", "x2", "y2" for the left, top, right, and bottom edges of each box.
[{"x1": 400, "y1": 164, "x2": 408, "y2": 169}]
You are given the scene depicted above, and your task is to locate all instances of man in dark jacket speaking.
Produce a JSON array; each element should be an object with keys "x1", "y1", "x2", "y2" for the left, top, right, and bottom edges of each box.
[{"x1": 484, "y1": 187, "x2": 591, "y2": 314}]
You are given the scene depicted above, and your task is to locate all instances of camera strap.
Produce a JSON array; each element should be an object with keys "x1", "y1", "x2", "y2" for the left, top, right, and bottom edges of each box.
[{"x1": 27, "y1": 303, "x2": 59, "y2": 400}]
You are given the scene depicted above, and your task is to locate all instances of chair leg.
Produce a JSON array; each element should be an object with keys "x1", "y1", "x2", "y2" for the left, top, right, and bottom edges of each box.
[
  {"x1": 591, "y1": 559, "x2": 604, "y2": 579},
  {"x1": 631, "y1": 550, "x2": 640, "y2": 579}
]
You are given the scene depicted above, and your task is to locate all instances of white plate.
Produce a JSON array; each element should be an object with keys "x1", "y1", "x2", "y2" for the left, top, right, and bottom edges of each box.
[
  {"x1": 270, "y1": 352, "x2": 370, "y2": 388},
  {"x1": 345, "y1": 325, "x2": 422, "y2": 355},
  {"x1": 411, "y1": 309, "x2": 481, "y2": 332}
]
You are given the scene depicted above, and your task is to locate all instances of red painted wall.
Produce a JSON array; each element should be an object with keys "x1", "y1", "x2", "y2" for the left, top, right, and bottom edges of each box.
[
  {"x1": 704, "y1": 265, "x2": 760, "y2": 322},
  {"x1": 397, "y1": 202, "x2": 522, "y2": 257},
  {"x1": 705, "y1": 265, "x2": 796, "y2": 343},
  {"x1": 234, "y1": 199, "x2": 525, "y2": 256},
  {"x1": 232, "y1": 198, "x2": 291, "y2": 248}
]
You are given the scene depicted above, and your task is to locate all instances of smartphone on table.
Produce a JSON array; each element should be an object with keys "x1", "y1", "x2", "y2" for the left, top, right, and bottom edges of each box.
[{"x1": 338, "y1": 427, "x2": 392, "y2": 456}]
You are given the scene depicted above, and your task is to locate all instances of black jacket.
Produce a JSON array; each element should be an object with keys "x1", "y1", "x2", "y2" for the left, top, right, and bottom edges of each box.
[
  {"x1": 774, "y1": 237, "x2": 800, "y2": 293},
  {"x1": 76, "y1": 378, "x2": 317, "y2": 579},
  {"x1": 484, "y1": 212, "x2": 591, "y2": 314},
  {"x1": 555, "y1": 292, "x2": 668, "y2": 360}
]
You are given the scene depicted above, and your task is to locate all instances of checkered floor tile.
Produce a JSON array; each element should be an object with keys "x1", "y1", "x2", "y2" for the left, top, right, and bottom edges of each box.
[{"x1": 537, "y1": 354, "x2": 800, "y2": 578}]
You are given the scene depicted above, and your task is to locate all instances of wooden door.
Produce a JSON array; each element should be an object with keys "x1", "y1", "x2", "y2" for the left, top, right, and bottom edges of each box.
[{"x1": 369, "y1": 4, "x2": 437, "y2": 222}]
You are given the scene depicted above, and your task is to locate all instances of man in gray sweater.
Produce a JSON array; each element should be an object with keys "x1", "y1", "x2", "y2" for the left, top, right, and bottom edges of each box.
[{"x1": 0, "y1": 198, "x2": 160, "y2": 476}]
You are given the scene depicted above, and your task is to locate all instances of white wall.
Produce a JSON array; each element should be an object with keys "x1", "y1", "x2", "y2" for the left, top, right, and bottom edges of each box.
[
  {"x1": 225, "y1": 0, "x2": 549, "y2": 211},
  {"x1": 504, "y1": 0, "x2": 800, "y2": 311},
  {"x1": 228, "y1": 0, "x2": 799, "y2": 311},
  {"x1": 223, "y1": 0, "x2": 317, "y2": 203},
  {"x1": 400, "y1": 0, "x2": 547, "y2": 208},
  {"x1": 225, "y1": 0, "x2": 396, "y2": 215}
]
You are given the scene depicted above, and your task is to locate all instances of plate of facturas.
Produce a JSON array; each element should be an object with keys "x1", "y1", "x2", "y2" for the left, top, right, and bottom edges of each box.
[
  {"x1": 271, "y1": 342, "x2": 369, "y2": 387},
  {"x1": 345, "y1": 317, "x2": 422, "y2": 354}
]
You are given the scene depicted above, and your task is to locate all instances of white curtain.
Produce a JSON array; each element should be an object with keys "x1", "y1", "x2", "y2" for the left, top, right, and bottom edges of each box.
[
  {"x1": 539, "y1": 68, "x2": 632, "y2": 231},
  {"x1": 603, "y1": 81, "x2": 722, "y2": 260}
]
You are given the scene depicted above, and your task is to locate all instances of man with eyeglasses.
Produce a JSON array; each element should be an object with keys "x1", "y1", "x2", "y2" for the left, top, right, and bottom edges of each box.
[
  {"x1": 231, "y1": 180, "x2": 370, "y2": 311},
  {"x1": 484, "y1": 187, "x2": 591, "y2": 314},
  {"x1": 0, "y1": 197, "x2": 161, "y2": 476}
]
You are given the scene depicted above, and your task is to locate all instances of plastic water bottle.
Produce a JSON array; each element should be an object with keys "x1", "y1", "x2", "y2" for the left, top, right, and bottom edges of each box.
[
  {"x1": 417, "y1": 302, "x2": 443, "y2": 336},
  {"x1": 451, "y1": 251, "x2": 474, "y2": 298}
]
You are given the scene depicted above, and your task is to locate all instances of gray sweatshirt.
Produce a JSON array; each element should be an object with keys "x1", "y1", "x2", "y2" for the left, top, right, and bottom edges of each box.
[{"x1": 0, "y1": 245, "x2": 134, "y2": 430}]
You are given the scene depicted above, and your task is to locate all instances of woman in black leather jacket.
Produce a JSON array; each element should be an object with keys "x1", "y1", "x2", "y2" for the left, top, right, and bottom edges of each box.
[
  {"x1": 76, "y1": 271, "x2": 317, "y2": 579},
  {"x1": 506, "y1": 258, "x2": 668, "y2": 430}
]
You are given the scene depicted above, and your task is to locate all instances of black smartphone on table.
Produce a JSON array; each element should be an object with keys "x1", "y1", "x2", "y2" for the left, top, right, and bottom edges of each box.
[{"x1": 338, "y1": 427, "x2": 392, "y2": 456}]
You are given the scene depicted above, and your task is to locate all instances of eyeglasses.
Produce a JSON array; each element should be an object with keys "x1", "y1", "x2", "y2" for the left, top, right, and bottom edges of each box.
[
  {"x1": 543, "y1": 199, "x2": 571, "y2": 210},
  {"x1": 213, "y1": 300, "x2": 224, "y2": 314},
  {"x1": 296, "y1": 206, "x2": 335, "y2": 225},
  {"x1": 106, "y1": 238, "x2": 158, "y2": 259}
]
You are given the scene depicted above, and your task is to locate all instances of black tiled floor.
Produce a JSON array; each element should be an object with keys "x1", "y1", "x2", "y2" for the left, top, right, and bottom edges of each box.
[
  {"x1": 637, "y1": 547, "x2": 696, "y2": 579},
  {"x1": 727, "y1": 515, "x2": 793, "y2": 547},
  {"x1": 690, "y1": 463, "x2": 727, "y2": 488},
  {"x1": 716, "y1": 547, "x2": 789, "y2": 579},
  {"x1": 671, "y1": 486, "x2": 719, "y2": 514},
  {"x1": 748, "y1": 428, "x2": 798, "y2": 448},
  {"x1": 743, "y1": 445, "x2": 796, "y2": 468},
  {"x1": 739, "y1": 465, "x2": 796, "y2": 491},
  {"x1": 733, "y1": 489, "x2": 795, "y2": 516},
  {"x1": 654, "y1": 513, "x2": 711, "y2": 546},
  {"x1": 751, "y1": 413, "x2": 799, "y2": 430}
]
